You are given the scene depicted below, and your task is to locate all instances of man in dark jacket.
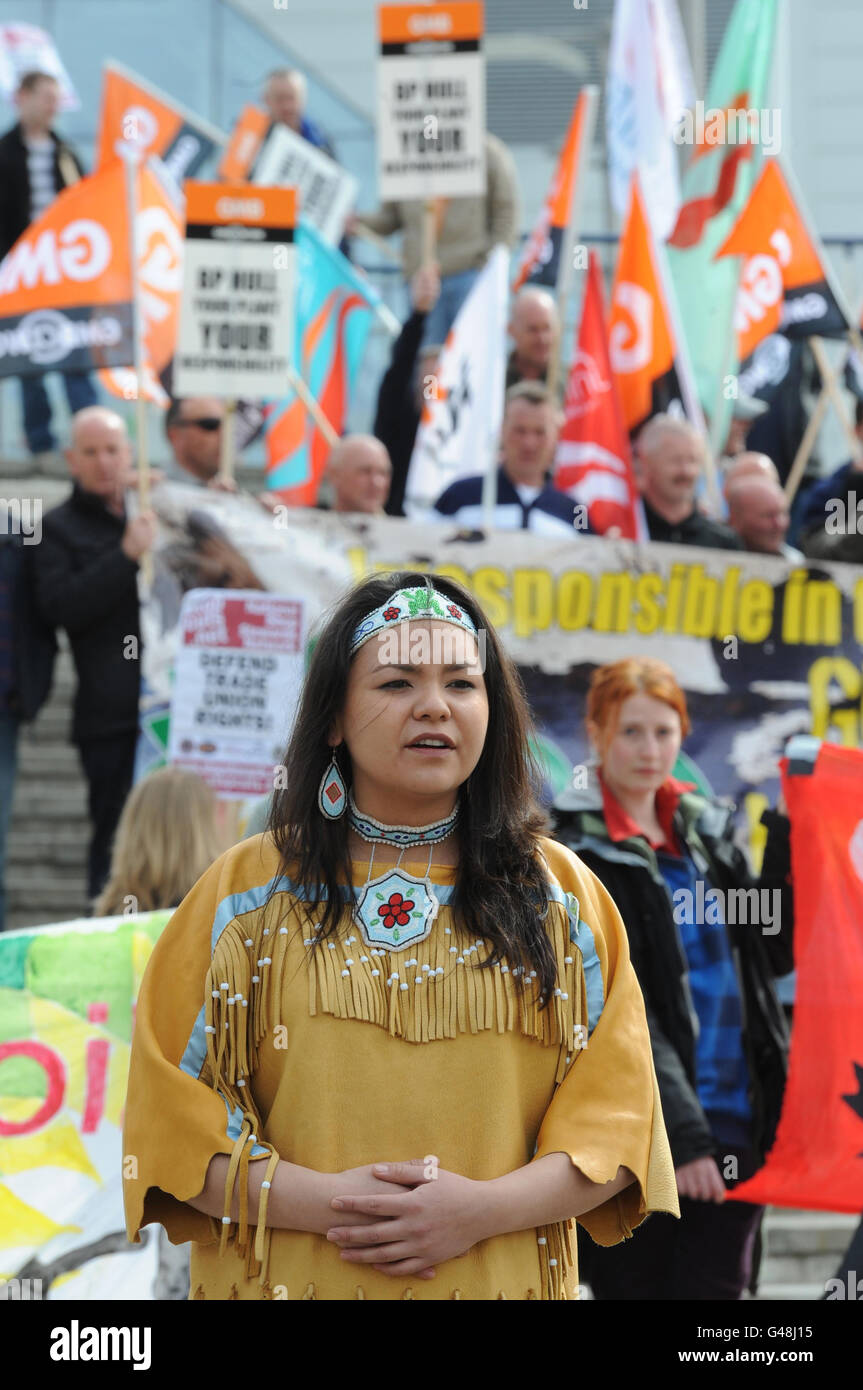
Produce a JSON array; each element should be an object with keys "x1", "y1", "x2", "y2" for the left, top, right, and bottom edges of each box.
[
  {"x1": 0, "y1": 522, "x2": 56, "y2": 929},
  {"x1": 637, "y1": 414, "x2": 743, "y2": 551},
  {"x1": 0, "y1": 70, "x2": 98, "y2": 458},
  {"x1": 798, "y1": 398, "x2": 863, "y2": 564},
  {"x1": 34, "y1": 407, "x2": 156, "y2": 902},
  {"x1": 374, "y1": 264, "x2": 441, "y2": 517},
  {"x1": 553, "y1": 770, "x2": 792, "y2": 1297}
]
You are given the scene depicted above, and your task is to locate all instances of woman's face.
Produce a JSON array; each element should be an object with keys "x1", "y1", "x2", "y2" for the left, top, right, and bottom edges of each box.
[
  {"x1": 594, "y1": 692, "x2": 682, "y2": 800},
  {"x1": 332, "y1": 619, "x2": 489, "y2": 824}
]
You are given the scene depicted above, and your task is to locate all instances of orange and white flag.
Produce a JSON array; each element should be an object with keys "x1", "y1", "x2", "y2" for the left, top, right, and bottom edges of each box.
[
  {"x1": 0, "y1": 158, "x2": 182, "y2": 391},
  {"x1": 715, "y1": 157, "x2": 851, "y2": 364},
  {"x1": 96, "y1": 61, "x2": 225, "y2": 183},
  {"x1": 513, "y1": 89, "x2": 591, "y2": 291},
  {"x1": 608, "y1": 172, "x2": 698, "y2": 434},
  {"x1": 555, "y1": 251, "x2": 646, "y2": 538}
]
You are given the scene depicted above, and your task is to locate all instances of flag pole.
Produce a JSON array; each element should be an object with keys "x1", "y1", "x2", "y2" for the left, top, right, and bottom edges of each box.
[
  {"x1": 287, "y1": 366, "x2": 339, "y2": 447},
  {"x1": 809, "y1": 336, "x2": 863, "y2": 463},
  {"x1": 122, "y1": 145, "x2": 152, "y2": 585},
  {"x1": 548, "y1": 86, "x2": 598, "y2": 404},
  {"x1": 219, "y1": 399, "x2": 237, "y2": 481},
  {"x1": 784, "y1": 376, "x2": 829, "y2": 503}
]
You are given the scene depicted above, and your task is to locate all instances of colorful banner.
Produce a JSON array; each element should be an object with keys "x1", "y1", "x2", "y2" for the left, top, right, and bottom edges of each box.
[
  {"x1": 730, "y1": 742, "x2": 863, "y2": 1214},
  {"x1": 263, "y1": 224, "x2": 380, "y2": 501},
  {"x1": 138, "y1": 487, "x2": 863, "y2": 861},
  {"x1": 555, "y1": 251, "x2": 645, "y2": 539},
  {"x1": 0, "y1": 912, "x2": 172, "y2": 1296},
  {"x1": 716, "y1": 158, "x2": 851, "y2": 364},
  {"x1": 95, "y1": 62, "x2": 226, "y2": 182},
  {"x1": 513, "y1": 90, "x2": 590, "y2": 291}
]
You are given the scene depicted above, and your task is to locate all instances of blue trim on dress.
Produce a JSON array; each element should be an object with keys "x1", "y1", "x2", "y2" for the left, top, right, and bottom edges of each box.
[{"x1": 545, "y1": 882, "x2": 606, "y2": 1038}]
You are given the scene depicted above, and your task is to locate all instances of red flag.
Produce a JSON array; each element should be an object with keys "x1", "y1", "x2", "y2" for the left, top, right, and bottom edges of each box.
[
  {"x1": 729, "y1": 742, "x2": 863, "y2": 1214},
  {"x1": 513, "y1": 89, "x2": 590, "y2": 291},
  {"x1": 554, "y1": 252, "x2": 645, "y2": 539}
]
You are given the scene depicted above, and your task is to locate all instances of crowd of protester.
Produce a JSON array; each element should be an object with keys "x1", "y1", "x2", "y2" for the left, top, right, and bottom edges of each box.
[{"x1": 0, "y1": 45, "x2": 861, "y2": 1305}]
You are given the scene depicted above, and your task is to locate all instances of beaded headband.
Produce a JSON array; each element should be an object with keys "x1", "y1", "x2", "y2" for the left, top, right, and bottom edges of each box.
[{"x1": 349, "y1": 584, "x2": 478, "y2": 656}]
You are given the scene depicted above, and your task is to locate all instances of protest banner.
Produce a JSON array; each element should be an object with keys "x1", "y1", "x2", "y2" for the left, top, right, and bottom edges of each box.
[
  {"x1": 167, "y1": 590, "x2": 306, "y2": 798},
  {"x1": 376, "y1": 1, "x2": 486, "y2": 201},
  {"x1": 138, "y1": 486, "x2": 863, "y2": 869},
  {"x1": 0, "y1": 158, "x2": 179, "y2": 382},
  {"x1": 95, "y1": 61, "x2": 226, "y2": 183},
  {"x1": 0, "y1": 911, "x2": 172, "y2": 1297},
  {"x1": 173, "y1": 181, "x2": 296, "y2": 400},
  {"x1": 729, "y1": 741, "x2": 863, "y2": 1214},
  {"x1": 0, "y1": 23, "x2": 78, "y2": 109}
]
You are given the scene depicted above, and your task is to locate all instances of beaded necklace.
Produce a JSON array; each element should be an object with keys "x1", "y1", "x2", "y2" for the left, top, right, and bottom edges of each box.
[{"x1": 348, "y1": 796, "x2": 459, "y2": 952}]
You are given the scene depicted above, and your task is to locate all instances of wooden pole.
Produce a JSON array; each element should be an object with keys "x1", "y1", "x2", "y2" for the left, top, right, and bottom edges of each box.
[
  {"x1": 809, "y1": 335, "x2": 863, "y2": 463},
  {"x1": 287, "y1": 366, "x2": 339, "y2": 447},
  {"x1": 784, "y1": 385, "x2": 829, "y2": 504},
  {"x1": 421, "y1": 198, "x2": 438, "y2": 269},
  {"x1": 122, "y1": 145, "x2": 152, "y2": 587},
  {"x1": 219, "y1": 398, "x2": 237, "y2": 481}
]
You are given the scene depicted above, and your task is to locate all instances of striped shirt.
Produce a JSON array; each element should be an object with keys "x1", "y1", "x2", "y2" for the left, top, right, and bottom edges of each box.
[{"x1": 25, "y1": 136, "x2": 56, "y2": 221}]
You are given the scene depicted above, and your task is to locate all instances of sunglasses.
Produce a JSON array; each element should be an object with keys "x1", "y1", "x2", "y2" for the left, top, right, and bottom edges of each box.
[{"x1": 176, "y1": 417, "x2": 222, "y2": 431}]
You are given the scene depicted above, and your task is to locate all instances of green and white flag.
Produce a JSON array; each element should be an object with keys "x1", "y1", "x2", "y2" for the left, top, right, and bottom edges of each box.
[{"x1": 666, "y1": 0, "x2": 778, "y2": 446}]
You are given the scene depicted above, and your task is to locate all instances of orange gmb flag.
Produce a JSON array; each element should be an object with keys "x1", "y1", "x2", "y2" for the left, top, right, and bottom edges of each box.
[
  {"x1": 608, "y1": 172, "x2": 684, "y2": 434},
  {"x1": 218, "y1": 106, "x2": 271, "y2": 182},
  {"x1": 96, "y1": 61, "x2": 224, "y2": 183},
  {"x1": 729, "y1": 741, "x2": 863, "y2": 1214},
  {"x1": 513, "y1": 88, "x2": 591, "y2": 291},
  {"x1": 98, "y1": 159, "x2": 184, "y2": 406},
  {"x1": 554, "y1": 251, "x2": 645, "y2": 539},
  {"x1": 0, "y1": 161, "x2": 135, "y2": 378},
  {"x1": 715, "y1": 157, "x2": 850, "y2": 364}
]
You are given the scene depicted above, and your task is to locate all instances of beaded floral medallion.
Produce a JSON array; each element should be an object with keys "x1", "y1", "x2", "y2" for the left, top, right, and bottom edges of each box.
[{"x1": 353, "y1": 868, "x2": 440, "y2": 951}]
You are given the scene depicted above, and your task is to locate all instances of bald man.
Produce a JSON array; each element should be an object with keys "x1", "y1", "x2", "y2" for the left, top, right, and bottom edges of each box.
[
  {"x1": 726, "y1": 475, "x2": 803, "y2": 561},
  {"x1": 262, "y1": 68, "x2": 336, "y2": 159},
  {"x1": 723, "y1": 451, "x2": 780, "y2": 500},
  {"x1": 325, "y1": 435, "x2": 392, "y2": 515},
  {"x1": 35, "y1": 406, "x2": 156, "y2": 901},
  {"x1": 636, "y1": 414, "x2": 742, "y2": 550},
  {"x1": 506, "y1": 287, "x2": 559, "y2": 389}
]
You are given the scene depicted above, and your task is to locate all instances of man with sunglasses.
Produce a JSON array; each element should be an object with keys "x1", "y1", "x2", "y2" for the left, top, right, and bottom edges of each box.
[{"x1": 165, "y1": 398, "x2": 226, "y2": 486}]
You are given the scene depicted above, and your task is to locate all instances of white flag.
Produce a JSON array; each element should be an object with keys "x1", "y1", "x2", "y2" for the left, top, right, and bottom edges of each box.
[
  {"x1": 406, "y1": 244, "x2": 509, "y2": 511},
  {"x1": 606, "y1": 0, "x2": 695, "y2": 241}
]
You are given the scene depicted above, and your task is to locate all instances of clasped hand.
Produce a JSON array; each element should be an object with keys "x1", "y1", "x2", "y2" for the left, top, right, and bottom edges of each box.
[{"x1": 326, "y1": 1159, "x2": 482, "y2": 1279}]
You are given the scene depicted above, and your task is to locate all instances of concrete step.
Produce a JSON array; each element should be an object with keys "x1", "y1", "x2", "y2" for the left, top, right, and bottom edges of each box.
[
  {"x1": 750, "y1": 1283, "x2": 822, "y2": 1300},
  {"x1": 10, "y1": 781, "x2": 88, "y2": 819},
  {"x1": 7, "y1": 831, "x2": 88, "y2": 867},
  {"x1": 16, "y1": 741, "x2": 84, "y2": 780},
  {"x1": 7, "y1": 878, "x2": 89, "y2": 915},
  {"x1": 763, "y1": 1211, "x2": 858, "y2": 1256}
]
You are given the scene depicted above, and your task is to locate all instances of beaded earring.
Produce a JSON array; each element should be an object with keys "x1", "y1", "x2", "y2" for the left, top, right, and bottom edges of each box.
[{"x1": 317, "y1": 749, "x2": 347, "y2": 819}]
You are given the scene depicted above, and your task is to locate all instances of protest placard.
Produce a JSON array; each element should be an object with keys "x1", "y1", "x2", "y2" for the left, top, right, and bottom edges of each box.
[
  {"x1": 252, "y1": 124, "x2": 357, "y2": 244},
  {"x1": 173, "y1": 181, "x2": 296, "y2": 398},
  {"x1": 376, "y1": 1, "x2": 485, "y2": 200},
  {"x1": 167, "y1": 589, "x2": 305, "y2": 798}
]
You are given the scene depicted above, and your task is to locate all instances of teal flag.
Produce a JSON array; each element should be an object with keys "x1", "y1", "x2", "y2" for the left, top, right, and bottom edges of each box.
[{"x1": 667, "y1": 0, "x2": 778, "y2": 444}]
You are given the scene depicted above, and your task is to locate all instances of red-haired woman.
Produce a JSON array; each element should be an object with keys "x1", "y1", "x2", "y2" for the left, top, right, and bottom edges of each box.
[{"x1": 553, "y1": 657, "x2": 793, "y2": 1301}]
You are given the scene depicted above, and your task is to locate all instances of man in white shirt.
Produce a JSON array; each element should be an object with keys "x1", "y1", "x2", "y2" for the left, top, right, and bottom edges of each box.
[{"x1": 433, "y1": 381, "x2": 583, "y2": 537}]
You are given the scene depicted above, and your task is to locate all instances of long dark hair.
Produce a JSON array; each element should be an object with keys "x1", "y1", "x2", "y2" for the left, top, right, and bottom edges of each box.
[{"x1": 268, "y1": 571, "x2": 558, "y2": 1000}]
